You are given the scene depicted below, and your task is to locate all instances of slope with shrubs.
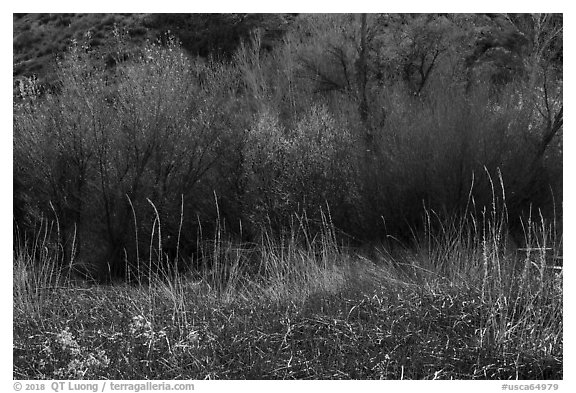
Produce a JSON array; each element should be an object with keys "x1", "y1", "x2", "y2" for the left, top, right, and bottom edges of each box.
[
  {"x1": 13, "y1": 13, "x2": 294, "y2": 97},
  {"x1": 13, "y1": 13, "x2": 562, "y2": 379}
]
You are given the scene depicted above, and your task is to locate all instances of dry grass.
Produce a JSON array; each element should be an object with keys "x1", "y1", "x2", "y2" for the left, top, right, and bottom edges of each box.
[{"x1": 13, "y1": 203, "x2": 562, "y2": 380}]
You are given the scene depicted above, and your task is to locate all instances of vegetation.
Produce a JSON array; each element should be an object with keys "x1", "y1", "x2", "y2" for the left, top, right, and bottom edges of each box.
[
  {"x1": 13, "y1": 205, "x2": 562, "y2": 379},
  {"x1": 13, "y1": 13, "x2": 293, "y2": 96},
  {"x1": 13, "y1": 13, "x2": 562, "y2": 379}
]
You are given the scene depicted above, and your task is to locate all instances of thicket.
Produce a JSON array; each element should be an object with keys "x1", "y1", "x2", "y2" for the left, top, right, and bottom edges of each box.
[{"x1": 13, "y1": 14, "x2": 563, "y2": 282}]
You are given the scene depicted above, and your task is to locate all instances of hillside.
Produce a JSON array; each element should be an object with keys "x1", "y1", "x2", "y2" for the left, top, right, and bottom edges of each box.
[{"x1": 13, "y1": 13, "x2": 293, "y2": 95}]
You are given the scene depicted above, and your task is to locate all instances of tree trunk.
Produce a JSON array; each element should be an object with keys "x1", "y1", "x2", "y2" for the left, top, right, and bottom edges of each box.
[{"x1": 357, "y1": 14, "x2": 370, "y2": 145}]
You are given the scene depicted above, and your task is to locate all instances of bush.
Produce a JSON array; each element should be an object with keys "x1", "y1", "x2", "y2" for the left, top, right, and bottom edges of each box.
[
  {"x1": 14, "y1": 37, "x2": 250, "y2": 281},
  {"x1": 14, "y1": 30, "x2": 41, "y2": 53},
  {"x1": 241, "y1": 104, "x2": 360, "y2": 236}
]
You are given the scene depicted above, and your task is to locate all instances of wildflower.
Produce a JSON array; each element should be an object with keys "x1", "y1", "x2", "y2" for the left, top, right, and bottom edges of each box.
[
  {"x1": 56, "y1": 327, "x2": 81, "y2": 356},
  {"x1": 129, "y1": 315, "x2": 155, "y2": 341}
]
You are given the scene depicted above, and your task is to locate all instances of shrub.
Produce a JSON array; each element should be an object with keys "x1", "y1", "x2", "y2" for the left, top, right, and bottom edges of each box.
[
  {"x1": 241, "y1": 104, "x2": 360, "y2": 236},
  {"x1": 351, "y1": 75, "x2": 562, "y2": 240},
  {"x1": 14, "y1": 30, "x2": 41, "y2": 53},
  {"x1": 13, "y1": 36, "x2": 250, "y2": 280}
]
